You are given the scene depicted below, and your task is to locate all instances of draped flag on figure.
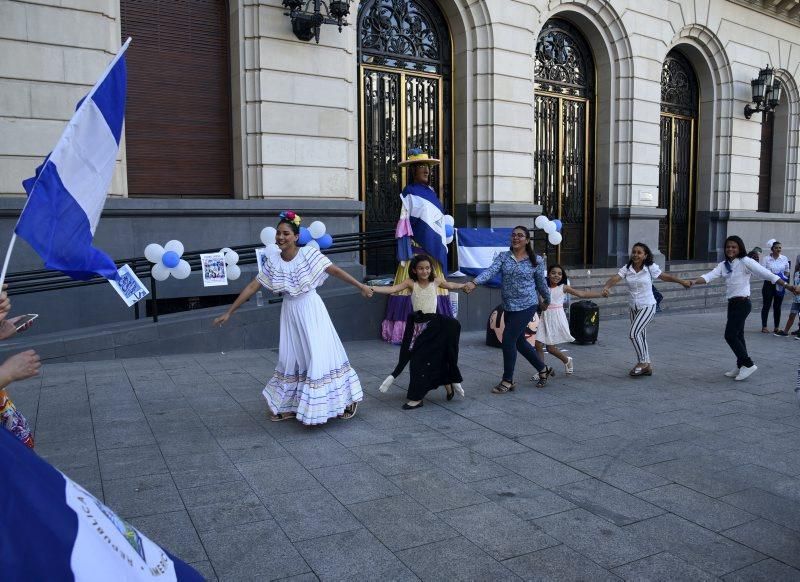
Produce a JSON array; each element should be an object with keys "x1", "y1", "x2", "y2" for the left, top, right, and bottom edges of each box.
[
  {"x1": 400, "y1": 183, "x2": 448, "y2": 273},
  {"x1": 0, "y1": 428, "x2": 203, "y2": 582},
  {"x1": 14, "y1": 39, "x2": 130, "y2": 281},
  {"x1": 456, "y1": 228, "x2": 514, "y2": 288}
]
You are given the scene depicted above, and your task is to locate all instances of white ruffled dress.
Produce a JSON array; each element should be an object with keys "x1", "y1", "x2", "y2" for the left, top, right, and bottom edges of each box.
[
  {"x1": 257, "y1": 246, "x2": 363, "y2": 425},
  {"x1": 536, "y1": 285, "x2": 575, "y2": 345}
]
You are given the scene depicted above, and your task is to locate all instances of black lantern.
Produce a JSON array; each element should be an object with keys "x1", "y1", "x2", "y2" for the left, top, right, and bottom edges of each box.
[
  {"x1": 745, "y1": 66, "x2": 782, "y2": 119},
  {"x1": 282, "y1": 0, "x2": 351, "y2": 44}
]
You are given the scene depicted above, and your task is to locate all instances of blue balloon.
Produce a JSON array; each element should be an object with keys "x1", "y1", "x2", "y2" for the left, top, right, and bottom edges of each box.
[
  {"x1": 553, "y1": 219, "x2": 563, "y2": 232},
  {"x1": 298, "y1": 227, "x2": 312, "y2": 245},
  {"x1": 444, "y1": 223, "x2": 454, "y2": 237},
  {"x1": 317, "y1": 233, "x2": 334, "y2": 249},
  {"x1": 162, "y1": 250, "x2": 180, "y2": 268}
]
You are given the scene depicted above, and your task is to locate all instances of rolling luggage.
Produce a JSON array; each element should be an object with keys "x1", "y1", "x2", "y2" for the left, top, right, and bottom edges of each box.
[{"x1": 569, "y1": 300, "x2": 599, "y2": 344}]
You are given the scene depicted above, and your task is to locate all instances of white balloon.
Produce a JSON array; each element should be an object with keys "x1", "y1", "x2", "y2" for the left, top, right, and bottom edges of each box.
[
  {"x1": 306, "y1": 239, "x2": 320, "y2": 249},
  {"x1": 548, "y1": 231, "x2": 563, "y2": 245},
  {"x1": 164, "y1": 239, "x2": 184, "y2": 256},
  {"x1": 534, "y1": 215, "x2": 549, "y2": 229},
  {"x1": 260, "y1": 227, "x2": 277, "y2": 246},
  {"x1": 543, "y1": 221, "x2": 557, "y2": 234},
  {"x1": 308, "y1": 221, "x2": 326, "y2": 239},
  {"x1": 443, "y1": 214, "x2": 455, "y2": 227},
  {"x1": 144, "y1": 243, "x2": 164, "y2": 263},
  {"x1": 265, "y1": 243, "x2": 281, "y2": 256},
  {"x1": 172, "y1": 259, "x2": 191, "y2": 279},
  {"x1": 220, "y1": 247, "x2": 232, "y2": 255},
  {"x1": 223, "y1": 250, "x2": 239, "y2": 266},
  {"x1": 226, "y1": 264, "x2": 241, "y2": 280},
  {"x1": 445, "y1": 236, "x2": 454, "y2": 245},
  {"x1": 151, "y1": 263, "x2": 170, "y2": 281}
]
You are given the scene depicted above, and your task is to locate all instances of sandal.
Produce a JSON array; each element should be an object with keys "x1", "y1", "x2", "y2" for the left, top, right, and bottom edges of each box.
[
  {"x1": 340, "y1": 402, "x2": 358, "y2": 420},
  {"x1": 629, "y1": 364, "x2": 653, "y2": 377},
  {"x1": 445, "y1": 384, "x2": 455, "y2": 401},
  {"x1": 270, "y1": 412, "x2": 296, "y2": 422},
  {"x1": 491, "y1": 381, "x2": 515, "y2": 394},
  {"x1": 565, "y1": 357, "x2": 574, "y2": 375},
  {"x1": 536, "y1": 366, "x2": 555, "y2": 388}
]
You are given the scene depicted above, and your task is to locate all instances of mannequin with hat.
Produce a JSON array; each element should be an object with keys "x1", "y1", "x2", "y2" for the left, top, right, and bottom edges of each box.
[{"x1": 380, "y1": 148, "x2": 454, "y2": 343}]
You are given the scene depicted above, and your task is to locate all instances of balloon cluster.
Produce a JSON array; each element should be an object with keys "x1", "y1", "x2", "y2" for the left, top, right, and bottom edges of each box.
[
  {"x1": 443, "y1": 215, "x2": 455, "y2": 244},
  {"x1": 299, "y1": 221, "x2": 333, "y2": 250},
  {"x1": 219, "y1": 248, "x2": 241, "y2": 280},
  {"x1": 145, "y1": 240, "x2": 191, "y2": 281},
  {"x1": 534, "y1": 216, "x2": 563, "y2": 246}
]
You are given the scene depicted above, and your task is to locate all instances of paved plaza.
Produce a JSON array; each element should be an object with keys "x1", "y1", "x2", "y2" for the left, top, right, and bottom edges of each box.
[{"x1": 16, "y1": 310, "x2": 800, "y2": 581}]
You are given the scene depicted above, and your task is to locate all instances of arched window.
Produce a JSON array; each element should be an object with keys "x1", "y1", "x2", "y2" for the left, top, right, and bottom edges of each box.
[{"x1": 358, "y1": 0, "x2": 451, "y2": 275}]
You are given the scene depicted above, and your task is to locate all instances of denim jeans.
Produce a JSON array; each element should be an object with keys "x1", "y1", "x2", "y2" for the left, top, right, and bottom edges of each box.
[{"x1": 502, "y1": 305, "x2": 545, "y2": 382}]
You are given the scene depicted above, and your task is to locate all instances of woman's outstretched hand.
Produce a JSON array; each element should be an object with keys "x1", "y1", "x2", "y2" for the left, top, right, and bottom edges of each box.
[
  {"x1": 681, "y1": 279, "x2": 694, "y2": 289},
  {"x1": 213, "y1": 313, "x2": 230, "y2": 327},
  {"x1": 464, "y1": 281, "x2": 476, "y2": 294},
  {"x1": 360, "y1": 284, "x2": 374, "y2": 298},
  {"x1": 601, "y1": 288, "x2": 610, "y2": 298}
]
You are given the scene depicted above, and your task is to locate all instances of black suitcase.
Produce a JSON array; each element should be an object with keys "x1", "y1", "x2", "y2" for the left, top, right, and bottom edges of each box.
[{"x1": 569, "y1": 300, "x2": 599, "y2": 344}]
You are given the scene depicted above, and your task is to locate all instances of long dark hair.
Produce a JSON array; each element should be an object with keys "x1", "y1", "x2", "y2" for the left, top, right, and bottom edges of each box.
[
  {"x1": 547, "y1": 264, "x2": 567, "y2": 287},
  {"x1": 277, "y1": 218, "x2": 300, "y2": 235},
  {"x1": 725, "y1": 236, "x2": 747, "y2": 259},
  {"x1": 511, "y1": 225, "x2": 538, "y2": 268},
  {"x1": 626, "y1": 242, "x2": 654, "y2": 269},
  {"x1": 409, "y1": 254, "x2": 435, "y2": 282}
]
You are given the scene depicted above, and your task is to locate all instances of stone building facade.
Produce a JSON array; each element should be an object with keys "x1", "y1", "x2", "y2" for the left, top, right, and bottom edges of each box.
[{"x1": 1, "y1": 0, "x2": 799, "y2": 279}]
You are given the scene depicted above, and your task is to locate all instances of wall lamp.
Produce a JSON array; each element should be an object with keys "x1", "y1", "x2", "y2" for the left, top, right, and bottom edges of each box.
[
  {"x1": 744, "y1": 65, "x2": 782, "y2": 119},
  {"x1": 282, "y1": 0, "x2": 352, "y2": 44}
]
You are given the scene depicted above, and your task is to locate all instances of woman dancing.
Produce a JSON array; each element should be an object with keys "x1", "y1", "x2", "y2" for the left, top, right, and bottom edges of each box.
[
  {"x1": 761, "y1": 240, "x2": 790, "y2": 334},
  {"x1": 464, "y1": 225, "x2": 552, "y2": 392},
  {"x1": 214, "y1": 211, "x2": 371, "y2": 424},
  {"x1": 602, "y1": 242, "x2": 692, "y2": 377},
  {"x1": 372, "y1": 254, "x2": 465, "y2": 409},
  {"x1": 534, "y1": 264, "x2": 605, "y2": 384},
  {"x1": 692, "y1": 235, "x2": 795, "y2": 381}
]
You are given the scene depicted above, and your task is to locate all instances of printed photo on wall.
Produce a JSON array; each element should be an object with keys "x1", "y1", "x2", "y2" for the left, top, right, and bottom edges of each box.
[
  {"x1": 109, "y1": 264, "x2": 149, "y2": 307},
  {"x1": 201, "y1": 252, "x2": 228, "y2": 287},
  {"x1": 255, "y1": 248, "x2": 270, "y2": 275}
]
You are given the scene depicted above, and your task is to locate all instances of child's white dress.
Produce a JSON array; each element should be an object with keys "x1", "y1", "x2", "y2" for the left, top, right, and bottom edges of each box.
[
  {"x1": 257, "y1": 246, "x2": 363, "y2": 425},
  {"x1": 536, "y1": 285, "x2": 575, "y2": 345}
]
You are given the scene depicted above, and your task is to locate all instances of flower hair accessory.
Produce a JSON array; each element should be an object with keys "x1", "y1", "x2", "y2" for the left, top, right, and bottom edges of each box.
[{"x1": 279, "y1": 210, "x2": 302, "y2": 227}]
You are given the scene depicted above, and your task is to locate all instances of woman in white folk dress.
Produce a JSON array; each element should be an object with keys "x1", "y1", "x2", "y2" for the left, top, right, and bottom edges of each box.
[{"x1": 214, "y1": 211, "x2": 373, "y2": 425}]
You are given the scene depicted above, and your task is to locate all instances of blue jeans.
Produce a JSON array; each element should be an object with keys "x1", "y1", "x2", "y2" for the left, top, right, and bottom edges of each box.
[{"x1": 502, "y1": 305, "x2": 545, "y2": 382}]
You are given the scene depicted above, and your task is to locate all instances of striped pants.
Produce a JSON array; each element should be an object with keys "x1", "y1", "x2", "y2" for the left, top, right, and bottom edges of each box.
[{"x1": 629, "y1": 305, "x2": 657, "y2": 364}]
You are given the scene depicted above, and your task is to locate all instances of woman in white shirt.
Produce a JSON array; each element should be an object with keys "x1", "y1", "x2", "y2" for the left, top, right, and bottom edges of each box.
[
  {"x1": 692, "y1": 236, "x2": 796, "y2": 381},
  {"x1": 761, "y1": 240, "x2": 790, "y2": 334},
  {"x1": 602, "y1": 242, "x2": 692, "y2": 377}
]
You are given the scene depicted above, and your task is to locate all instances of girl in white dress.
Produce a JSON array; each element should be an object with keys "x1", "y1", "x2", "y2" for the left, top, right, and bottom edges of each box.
[
  {"x1": 534, "y1": 264, "x2": 605, "y2": 386},
  {"x1": 213, "y1": 212, "x2": 373, "y2": 425}
]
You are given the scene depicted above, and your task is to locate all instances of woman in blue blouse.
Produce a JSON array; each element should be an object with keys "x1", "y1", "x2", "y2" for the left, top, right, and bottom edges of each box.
[{"x1": 464, "y1": 226, "x2": 552, "y2": 392}]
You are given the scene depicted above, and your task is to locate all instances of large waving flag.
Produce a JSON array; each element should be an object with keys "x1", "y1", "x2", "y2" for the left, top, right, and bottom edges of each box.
[
  {"x1": 15, "y1": 39, "x2": 130, "y2": 281},
  {"x1": 0, "y1": 428, "x2": 203, "y2": 582},
  {"x1": 456, "y1": 228, "x2": 513, "y2": 288},
  {"x1": 400, "y1": 183, "x2": 448, "y2": 273}
]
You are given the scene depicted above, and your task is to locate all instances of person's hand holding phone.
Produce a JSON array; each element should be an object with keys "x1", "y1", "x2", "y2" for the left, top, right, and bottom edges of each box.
[{"x1": 0, "y1": 314, "x2": 37, "y2": 341}]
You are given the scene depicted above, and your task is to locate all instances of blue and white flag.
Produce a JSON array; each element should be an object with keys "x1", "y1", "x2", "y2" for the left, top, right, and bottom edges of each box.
[
  {"x1": 456, "y1": 228, "x2": 513, "y2": 288},
  {"x1": 0, "y1": 428, "x2": 203, "y2": 582},
  {"x1": 15, "y1": 40, "x2": 130, "y2": 281},
  {"x1": 401, "y1": 183, "x2": 448, "y2": 273}
]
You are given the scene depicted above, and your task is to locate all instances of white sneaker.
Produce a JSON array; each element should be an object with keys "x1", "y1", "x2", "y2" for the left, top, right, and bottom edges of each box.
[
  {"x1": 724, "y1": 368, "x2": 740, "y2": 378},
  {"x1": 734, "y1": 365, "x2": 758, "y2": 381},
  {"x1": 379, "y1": 375, "x2": 395, "y2": 393},
  {"x1": 453, "y1": 383, "x2": 465, "y2": 397},
  {"x1": 565, "y1": 357, "x2": 574, "y2": 375}
]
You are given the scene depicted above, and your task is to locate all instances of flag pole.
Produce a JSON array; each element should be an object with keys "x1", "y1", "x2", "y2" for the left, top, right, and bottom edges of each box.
[{"x1": 0, "y1": 37, "x2": 132, "y2": 291}]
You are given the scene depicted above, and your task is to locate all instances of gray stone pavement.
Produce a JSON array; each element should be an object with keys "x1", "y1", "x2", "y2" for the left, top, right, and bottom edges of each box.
[{"x1": 12, "y1": 310, "x2": 800, "y2": 581}]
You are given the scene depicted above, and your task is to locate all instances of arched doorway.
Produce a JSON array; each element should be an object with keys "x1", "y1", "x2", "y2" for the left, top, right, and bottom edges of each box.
[
  {"x1": 659, "y1": 50, "x2": 698, "y2": 260},
  {"x1": 534, "y1": 18, "x2": 595, "y2": 267},
  {"x1": 358, "y1": 0, "x2": 451, "y2": 275}
]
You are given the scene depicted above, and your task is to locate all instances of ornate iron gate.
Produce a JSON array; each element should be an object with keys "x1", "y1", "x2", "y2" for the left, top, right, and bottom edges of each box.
[
  {"x1": 534, "y1": 19, "x2": 594, "y2": 267},
  {"x1": 358, "y1": 0, "x2": 451, "y2": 275},
  {"x1": 659, "y1": 51, "x2": 698, "y2": 260}
]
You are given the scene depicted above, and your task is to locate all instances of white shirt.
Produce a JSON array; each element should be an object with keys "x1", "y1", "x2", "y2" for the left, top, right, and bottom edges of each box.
[
  {"x1": 764, "y1": 253, "x2": 790, "y2": 276},
  {"x1": 701, "y1": 256, "x2": 779, "y2": 299},
  {"x1": 617, "y1": 263, "x2": 662, "y2": 307}
]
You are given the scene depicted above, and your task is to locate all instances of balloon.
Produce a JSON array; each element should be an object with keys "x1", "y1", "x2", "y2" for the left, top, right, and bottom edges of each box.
[
  {"x1": 226, "y1": 264, "x2": 241, "y2": 280},
  {"x1": 151, "y1": 263, "x2": 170, "y2": 281},
  {"x1": 162, "y1": 250, "x2": 180, "y2": 268},
  {"x1": 298, "y1": 227, "x2": 312, "y2": 245},
  {"x1": 260, "y1": 227, "x2": 277, "y2": 246},
  {"x1": 144, "y1": 243, "x2": 164, "y2": 263},
  {"x1": 164, "y1": 239, "x2": 184, "y2": 256},
  {"x1": 553, "y1": 219, "x2": 562, "y2": 232},
  {"x1": 548, "y1": 231, "x2": 563, "y2": 245},
  {"x1": 443, "y1": 214, "x2": 455, "y2": 227},
  {"x1": 308, "y1": 221, "x2": 326, "y2": 239},
  {"x1": 534, "y1": 215, "x2": 549, "y2": 229},
  {"x1": 444, "y1": 223, "x2": 454, "y2": 237},
  {"x1": 220, "y1": 247, "x2": 232, "y2": 255},
  {"x1": 317, "y1": 233, "x2": 333, "y2": 249},
  {"x1": 265, "y1": 243, "x2": 281, "y2": 256},
  {"x1": 306, "y1": 239, "x2": 320, "y2": 249},
  {"x1": 543, "y1": 221, "x2": 556, "y2": 235},
  {"x1": 223, "y1": 250, "x2": 239, "y2": 266},
  {"x1": 173, "y1": 260, "x2": 191, "y2": 279}
]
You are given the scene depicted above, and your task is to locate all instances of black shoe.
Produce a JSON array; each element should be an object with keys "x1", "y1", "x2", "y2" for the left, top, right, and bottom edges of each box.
[{"x1": 402, "y1": 401, "x2": 424, "y2": 410}]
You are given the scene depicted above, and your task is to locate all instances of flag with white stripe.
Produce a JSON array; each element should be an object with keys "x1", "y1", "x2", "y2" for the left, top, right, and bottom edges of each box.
[{"x1": 456, "y1": 228, "x2": 513, "y2": 287}]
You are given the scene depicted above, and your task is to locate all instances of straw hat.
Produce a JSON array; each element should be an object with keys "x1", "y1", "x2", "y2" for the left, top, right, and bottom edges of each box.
[{"x1": 399, "y1": 148, "x2": 440, "y2": 167}]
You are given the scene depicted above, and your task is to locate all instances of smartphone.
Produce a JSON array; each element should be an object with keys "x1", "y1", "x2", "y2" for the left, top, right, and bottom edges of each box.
[{"x1": 14, "y1": 313, "x2": 38, "y2": 331}]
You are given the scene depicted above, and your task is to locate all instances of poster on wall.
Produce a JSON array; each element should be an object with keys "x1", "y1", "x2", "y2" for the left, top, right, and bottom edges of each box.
[{"x1": 200, "y1": 253, "x2": 228, "y2": 287}]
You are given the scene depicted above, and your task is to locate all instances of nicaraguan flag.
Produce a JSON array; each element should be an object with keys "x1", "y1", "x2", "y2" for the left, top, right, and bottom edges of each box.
[
  {"x1": 456, "y1": 228, "x2": 513, "y2": 287},
  {"x1": 401, "y1": 183, "x2": 448, "y2": 273},
  {"x1": 15, "y1": 40, "x2": 130, "y2": 281},
  {"x1": 0, "y1": 428, "x2": 203, "y2": 582}
]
